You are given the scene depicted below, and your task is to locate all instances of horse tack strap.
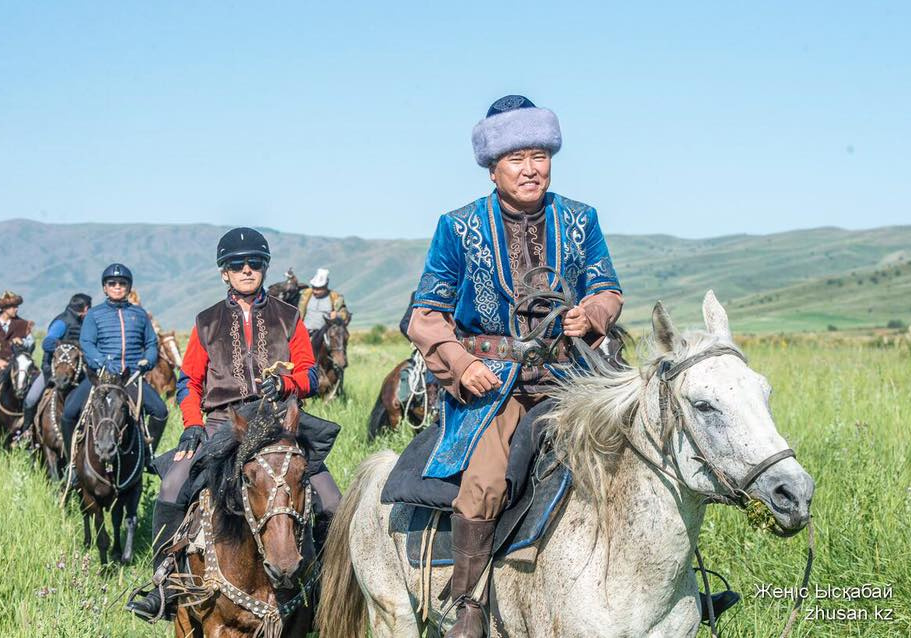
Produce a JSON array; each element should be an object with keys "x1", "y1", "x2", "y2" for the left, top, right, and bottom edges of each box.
[
  {"x1": 196, "y1": 489, "x2": 306, "y2": 635},
  {"x1": 739, "y1": 448, "x2": 795, "y2": 492},
  {"x1": 659, "y1": 346, "x2": 746, "y2": 381}
]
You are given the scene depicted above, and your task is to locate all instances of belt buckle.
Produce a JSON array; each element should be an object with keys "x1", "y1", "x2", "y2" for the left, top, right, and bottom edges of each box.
[{"x1": 512, "y1": 338, "x2": 546, "y2": 366}]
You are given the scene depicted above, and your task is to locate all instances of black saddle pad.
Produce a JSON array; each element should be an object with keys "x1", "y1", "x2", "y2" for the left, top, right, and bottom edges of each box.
[
  {"x1": 381, "y1": 398, "x2": 556, "y2": 510},
  {"x1": 405, "y1": 445, "x2": 571, "y2": 567},
  {"x1": 380, "y1": 398, "x2": 573, "y2": 565}
]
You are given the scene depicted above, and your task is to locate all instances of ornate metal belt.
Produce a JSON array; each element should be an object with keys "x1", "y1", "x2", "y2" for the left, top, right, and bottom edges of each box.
[{"x1": 460, "y1": 335, "x2": 571, "y2": 366}]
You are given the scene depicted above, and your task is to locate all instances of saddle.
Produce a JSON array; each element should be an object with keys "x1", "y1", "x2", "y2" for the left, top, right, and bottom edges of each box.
[{"x1": 381, "y1": 399, "x2": 572, "y2": 567}]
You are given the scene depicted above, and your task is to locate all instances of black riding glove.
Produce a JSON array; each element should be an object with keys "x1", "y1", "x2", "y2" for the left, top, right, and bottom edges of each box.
[
  {"x1": 176, "y1": 425, "x2": 206, "y2": 456},
  {"x1": 260, "y1": 375, "x2": 285, "y2": 402},
  {"x1": 136, "y1": 358, "x2": 151, "y2": 373}
]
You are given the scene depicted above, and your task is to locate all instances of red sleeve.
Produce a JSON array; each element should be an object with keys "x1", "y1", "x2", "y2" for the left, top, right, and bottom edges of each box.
[
  {"x1": 178, "y1": 326, "x2": 209, "y2": 428},
  {"x1": 283, "y1": 319, "x2": 317, "y2": 398}
]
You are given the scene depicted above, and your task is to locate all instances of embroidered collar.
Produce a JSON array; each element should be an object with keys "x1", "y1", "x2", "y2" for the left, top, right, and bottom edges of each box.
[
  {"x1": 226, "y1": 288, "x2": 268, "y2": 308},
  {"x1": 500, "y1": 202, "x2": 546, "y2": 224}
]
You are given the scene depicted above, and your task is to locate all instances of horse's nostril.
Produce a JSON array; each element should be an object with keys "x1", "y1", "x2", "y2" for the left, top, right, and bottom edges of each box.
[{"x1": 773, "y1": 483, "x2": 798, "y2": 508}]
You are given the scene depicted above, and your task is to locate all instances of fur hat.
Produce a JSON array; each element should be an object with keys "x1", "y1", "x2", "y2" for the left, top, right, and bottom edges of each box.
[
  {"x1": 0, "y1": 291, "x2": 23, "y2": 310},
  {"x1": 309, "y1": 268, "x2": 330, "y2": 288},
  {"x1": 471, "y1": 95, "x2": 562, "y2": 168}
]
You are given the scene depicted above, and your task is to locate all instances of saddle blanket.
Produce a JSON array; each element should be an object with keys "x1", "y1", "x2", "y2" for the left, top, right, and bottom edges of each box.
[
  {"x1": 405, "y1": 452, "x2": 570, "y2": 567},
  {"x1": 381, "y1": 399, "x2": 573, "y2": 566}
]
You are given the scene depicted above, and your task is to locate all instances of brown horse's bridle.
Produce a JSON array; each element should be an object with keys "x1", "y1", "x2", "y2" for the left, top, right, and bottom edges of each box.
[
  {"x1": 53, "y1": 343, "x2": 83, "y2": 388},
  {"x1": 240, "y1": 444, "x2": 312, "y2": 557}
]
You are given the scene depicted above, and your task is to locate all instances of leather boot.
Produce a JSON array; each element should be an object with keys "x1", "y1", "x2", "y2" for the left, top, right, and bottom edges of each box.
[
  {"x1": 445, "y1": 515, "x2": 496, "y2": 638},
  {"x1": 126, "y1": 500, "x2": 185, "y2": 622}
]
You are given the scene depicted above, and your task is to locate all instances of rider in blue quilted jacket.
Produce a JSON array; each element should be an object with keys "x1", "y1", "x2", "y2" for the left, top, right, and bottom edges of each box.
[{"x1": 60, "y1": 264, "x2": 169, "y2": 472}]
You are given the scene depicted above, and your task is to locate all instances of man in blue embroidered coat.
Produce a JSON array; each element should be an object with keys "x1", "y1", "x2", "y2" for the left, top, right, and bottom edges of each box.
[{"x1": 408, "y1": 95, "x2": 623, "y2": 638}]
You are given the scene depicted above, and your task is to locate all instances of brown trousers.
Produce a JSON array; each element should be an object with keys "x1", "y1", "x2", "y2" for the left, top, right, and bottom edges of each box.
[{"x1": 452, "y1": 394, "x2": 544, "y2": 520}]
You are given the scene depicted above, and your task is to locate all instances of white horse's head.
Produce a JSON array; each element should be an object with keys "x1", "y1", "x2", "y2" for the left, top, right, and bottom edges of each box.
[
  {"x1": 651, "y1": 291, "x2": 814, "y2": 532},
  {"x1": 11, "y1": 352, "x2": 34, "y2": 399}
]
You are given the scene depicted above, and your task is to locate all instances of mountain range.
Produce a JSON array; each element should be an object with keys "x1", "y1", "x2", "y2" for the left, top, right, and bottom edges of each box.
[{"x1": 2, "y1": 219, "x2": 909, "y2": 334}]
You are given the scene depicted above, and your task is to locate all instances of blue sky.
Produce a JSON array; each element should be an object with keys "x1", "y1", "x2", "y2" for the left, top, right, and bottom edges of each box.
[{"x1": 1, "y1": 1, "x2": 908, "y2": 239}]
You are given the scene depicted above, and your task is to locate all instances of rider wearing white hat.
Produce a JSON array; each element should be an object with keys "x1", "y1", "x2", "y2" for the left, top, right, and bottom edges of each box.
[{"x1": 299, "y1": 267, "x2": 350, "y2": 334}]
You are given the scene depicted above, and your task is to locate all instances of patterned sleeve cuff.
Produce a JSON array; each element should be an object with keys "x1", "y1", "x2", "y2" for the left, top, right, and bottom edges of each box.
[{"x1": 414, "y1": 273, "x2": 458, "y2": 310}]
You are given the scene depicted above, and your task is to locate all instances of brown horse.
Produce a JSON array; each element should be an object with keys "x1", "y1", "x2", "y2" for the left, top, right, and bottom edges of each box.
[
  {"x1": 173, "y1": 400, "x2": 315, "y2": 637},
  {"x1": 35, "y1": 341, "x2": 83, "y2": 480},
  {"x1": 74, "y1": 369, "x2": 145, "y2": 564},
  {"x1": 367, "y1": 352, "x2": 440, "y2": 442},
  {"x1": 267, "y1": 268, "x2": 306, "y2": 308},
  {"x1": 147, "y1": 331, "x2": 183, "y2": 400},
  {"x1": 0, "y1": 347, "x2": 38, "y2": 444},
  {"x1": 310, "y1": 316, "x2": 349, "y2": 402}
]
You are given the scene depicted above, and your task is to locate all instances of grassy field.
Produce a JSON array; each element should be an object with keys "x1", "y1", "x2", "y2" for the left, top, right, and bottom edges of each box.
[{"x1": 0, "y1": 335, "x2": 908, "y2": 636}]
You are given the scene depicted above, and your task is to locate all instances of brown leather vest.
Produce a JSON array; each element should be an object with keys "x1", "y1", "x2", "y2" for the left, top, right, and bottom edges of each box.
[
  {"x1": 0, "y1": 317, "x2": 31, "y2": 361},
  {"x1": 195, "y1": 294, "x2": 299, "y2": 419}
]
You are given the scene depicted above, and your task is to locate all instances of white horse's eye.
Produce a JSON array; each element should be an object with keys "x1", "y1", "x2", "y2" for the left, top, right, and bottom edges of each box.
[{"x1": 692, "y1": 400, "x2": 716, "y2": 413}]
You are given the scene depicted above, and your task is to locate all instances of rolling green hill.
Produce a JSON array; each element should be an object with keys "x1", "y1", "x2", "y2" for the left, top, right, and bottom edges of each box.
[{"x1": 1, "y1": 219, "x2": 908, "y2": 334}]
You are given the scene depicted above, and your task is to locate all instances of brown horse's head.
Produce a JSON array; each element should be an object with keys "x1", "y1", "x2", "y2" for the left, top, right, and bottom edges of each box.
[
  {"x1": 324, "y1": 316, "x2": 349, "y2": 370},
  {"x1": 51, "y1": 341, "x2": 83, "y2": 389},
  {"x1": 210, "y1": 399, "x2": 313, "y2": 591}
]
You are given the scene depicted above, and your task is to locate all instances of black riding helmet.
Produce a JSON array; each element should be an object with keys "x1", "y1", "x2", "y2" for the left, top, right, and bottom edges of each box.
[
  {"x1": 216, "y1": 227, "x2": 271, "y2": 268},
  {"x1": 101, "y1": 263, "x2": 133, "y2": 286}
]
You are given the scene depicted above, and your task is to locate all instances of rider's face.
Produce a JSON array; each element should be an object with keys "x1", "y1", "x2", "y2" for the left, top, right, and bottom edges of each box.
[
  {"x1": 222, "y1": 263, "x2": 265, "y2": 295},
  {"x1": 489, "y1": 148, "x2": 551, "y2": 212},
  {"x1": 311, "y1": 286, "x2": 329, "y2": 298},
  {"x1": 104, "y1": 279, "x2": 130, "y2": 302}
]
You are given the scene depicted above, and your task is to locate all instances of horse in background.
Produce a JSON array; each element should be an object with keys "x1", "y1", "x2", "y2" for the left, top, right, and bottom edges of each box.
[
  {"x1": 74, "y1": 368, "x2": 146, "y2": 564},
  {"x1": 147, "y1": 331, "x2": 183, "y2": 400},
  {"x1": 35, "y1": 341, "x2": 83, "y2": 480},
  {"x1": 311, "y1": 315, "x2": 349, "y2": 401},
  {"x1": 367, "y1": 353, "x2": 440, "y2": 442},
  {"x1": 0, "y1": 345, "x2": 38, "y2": 444}
]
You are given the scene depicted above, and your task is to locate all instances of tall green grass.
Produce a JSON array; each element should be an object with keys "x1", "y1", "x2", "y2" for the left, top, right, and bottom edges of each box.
[{"x1": 0, "y1": 340, "x2": 907, "y2": 636}]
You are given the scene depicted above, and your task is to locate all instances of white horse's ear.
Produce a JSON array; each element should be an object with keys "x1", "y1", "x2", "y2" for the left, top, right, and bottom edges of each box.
[
  {"x1": 651, "y1": 301, "x2": 680, "y2": 354},
  {"x1": 702, "y1": 290, "x2": 732, "y2": 341}
]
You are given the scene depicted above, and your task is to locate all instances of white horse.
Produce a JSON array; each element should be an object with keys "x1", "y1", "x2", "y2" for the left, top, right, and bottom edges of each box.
[{"x1": 318, "y1": 292, "x2": 815, "y2": 637}]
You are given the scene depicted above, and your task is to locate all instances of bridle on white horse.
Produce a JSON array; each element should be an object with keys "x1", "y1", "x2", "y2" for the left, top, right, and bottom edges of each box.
[{"x1": 629, "y1": 345, "x2": 796, "y2": 510}]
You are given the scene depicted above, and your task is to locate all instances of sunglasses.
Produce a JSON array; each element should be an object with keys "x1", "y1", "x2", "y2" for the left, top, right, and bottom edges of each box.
[
  {"x1": 225, "y1": 257, "x2": 268, "y2": 272},
  {"x1": 105, "y1": 279, "x2": 130, "y2": 287}
]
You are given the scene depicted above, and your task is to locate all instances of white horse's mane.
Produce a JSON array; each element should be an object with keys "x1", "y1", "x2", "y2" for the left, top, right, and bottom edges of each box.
[{"x1": 544, "y1": 329, "x2": 737, "y2": 520}]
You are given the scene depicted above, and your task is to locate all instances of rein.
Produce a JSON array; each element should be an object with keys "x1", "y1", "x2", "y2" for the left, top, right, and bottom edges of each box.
[{"x1": 402, "y1": 349, "x2": 434, "y2": 430}]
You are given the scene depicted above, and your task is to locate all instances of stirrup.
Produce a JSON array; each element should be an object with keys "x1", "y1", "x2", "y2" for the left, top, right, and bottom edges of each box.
[{"x1": 126, "y1": 554, "x2": 177, "y2": 623}]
